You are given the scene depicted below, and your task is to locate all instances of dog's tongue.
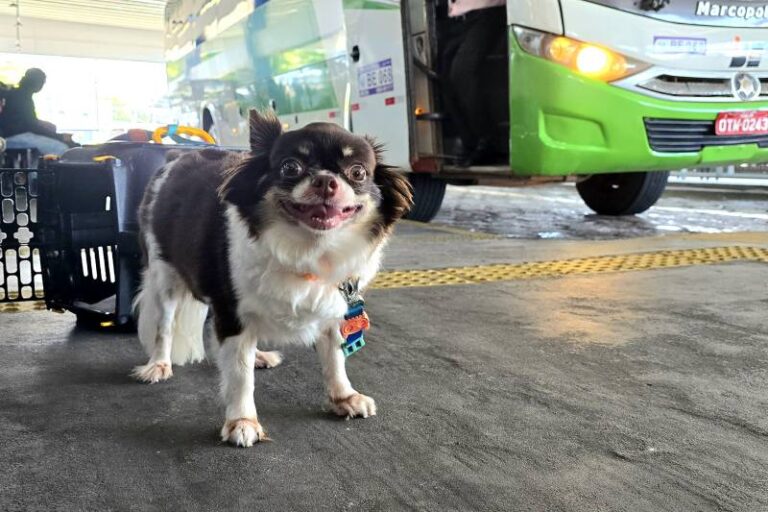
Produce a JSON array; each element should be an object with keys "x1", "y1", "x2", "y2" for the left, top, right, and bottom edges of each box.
[
  {"x1": 309, "y1": 204, "x2": 343, "y2": 218},
  {"x1": 286, "y1": 201, "x2": 358, "y2": 230}
]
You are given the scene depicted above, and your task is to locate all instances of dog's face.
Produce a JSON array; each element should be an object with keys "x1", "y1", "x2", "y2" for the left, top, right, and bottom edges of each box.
[
  {"x1": 269, "y1": 124, "x2": 379, "y2": 232},
  {"x1": 221, "y1": 111, "x2": 413, "y2": 240}
]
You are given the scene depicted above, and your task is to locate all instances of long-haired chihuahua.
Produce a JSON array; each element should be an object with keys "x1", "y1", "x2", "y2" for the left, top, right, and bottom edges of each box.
[{"x1": 132, "y1": 110, "x2": 413, "y2": 447}]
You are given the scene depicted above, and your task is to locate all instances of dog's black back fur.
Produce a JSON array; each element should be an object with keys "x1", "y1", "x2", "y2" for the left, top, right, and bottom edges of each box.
[{"x1": 141, "y1": 148, "x2": 245, "y2": 337}]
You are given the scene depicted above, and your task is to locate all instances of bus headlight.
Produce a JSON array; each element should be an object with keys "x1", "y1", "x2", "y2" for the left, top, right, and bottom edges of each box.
[{"x1": 513, "y1": 26, "x2": 649, "y2": 82}]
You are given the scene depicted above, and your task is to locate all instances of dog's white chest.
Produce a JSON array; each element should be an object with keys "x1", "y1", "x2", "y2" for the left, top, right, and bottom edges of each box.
[
  {"x1": 225, "y1": 206, "x2": 379, "y2": 346},
  {"x1": 240, "y1": 266, "x2": 348, "y2": 345}
]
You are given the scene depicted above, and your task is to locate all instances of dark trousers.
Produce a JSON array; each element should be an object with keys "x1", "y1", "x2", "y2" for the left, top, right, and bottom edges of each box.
[{"x1": 440, "y1": 6, "x2": 507, "y2": 153}]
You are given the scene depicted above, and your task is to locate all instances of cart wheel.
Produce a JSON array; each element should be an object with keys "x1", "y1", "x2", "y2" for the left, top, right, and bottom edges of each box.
[
  {"x1": 405, "y1": 173, "x2": 447, "y2": 223},
  {"x1": 74, "y1": 310, "x2": 134, "y2": 331},
  {"x1": 74, "y1": 310, "x2": 110, "y2": 328},
  {"x1": 576, "y1": 171, "x2": 670, "y2": 215}
]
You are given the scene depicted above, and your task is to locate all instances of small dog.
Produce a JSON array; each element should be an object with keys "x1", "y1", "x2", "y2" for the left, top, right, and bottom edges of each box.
[{"x1": 132, "y1": 111, "x2": 413, "y2": 447}]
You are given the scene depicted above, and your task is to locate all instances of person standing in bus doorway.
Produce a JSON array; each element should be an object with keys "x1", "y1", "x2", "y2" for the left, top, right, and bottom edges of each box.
[
  {"x1": 440, "y1": 0, "x2": 507, "y2": 167},
  {"x1": 0, "y1": 68, "x2": 71, "y2": 157}
]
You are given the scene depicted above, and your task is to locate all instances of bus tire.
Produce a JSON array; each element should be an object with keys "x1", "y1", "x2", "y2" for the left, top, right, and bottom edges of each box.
[
  {"x1": 405, "y1": 173, "x2": 447, "y2": 222},
  {"x1": 576, "y1": 171, "x2": 670, "y2": 216}
]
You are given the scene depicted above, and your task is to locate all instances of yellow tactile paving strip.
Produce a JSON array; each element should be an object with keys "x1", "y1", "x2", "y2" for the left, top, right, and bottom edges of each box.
[
  {"x1": 1, "y1": 246, "x2": 766, "y2": 311},
  {"x1": 370, "y1": 246, "x2": 768, "y2": 290},
  {"x1": 0, "y1": 301, "x2": 46, "y2": 313}
]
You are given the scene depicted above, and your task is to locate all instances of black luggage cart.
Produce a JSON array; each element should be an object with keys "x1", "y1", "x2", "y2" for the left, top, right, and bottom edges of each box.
[{"x1": 35, "y1": 142, "x2": 203, "y2": 328}]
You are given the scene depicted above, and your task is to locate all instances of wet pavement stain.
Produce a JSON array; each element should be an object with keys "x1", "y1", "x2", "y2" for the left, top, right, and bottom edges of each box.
[{"x1": 434, "y1": 183, "x2": 768, "y2": 240}]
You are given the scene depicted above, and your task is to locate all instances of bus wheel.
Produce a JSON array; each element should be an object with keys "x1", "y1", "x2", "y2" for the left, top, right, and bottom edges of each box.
[
  {"x1": 405, "y1": 173, "x2": 447, "y2": 222},
  {"x1": 576, "y1": 171, "x2": 670, "y2": 216}
]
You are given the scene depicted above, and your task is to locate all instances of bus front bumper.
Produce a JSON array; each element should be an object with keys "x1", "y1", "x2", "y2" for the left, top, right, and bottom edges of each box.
[{"x1": 509, "y1": 30, "x2": 768, "y2": 177}]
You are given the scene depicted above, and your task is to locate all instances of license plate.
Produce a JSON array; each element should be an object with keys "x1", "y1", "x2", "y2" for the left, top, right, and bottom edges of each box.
[
  {"x1": 357, "y1": 58, "x2": 394, "y2": 98},
  {"x1": 715, "y1": 110, "x2": 768, "y2": 136}
]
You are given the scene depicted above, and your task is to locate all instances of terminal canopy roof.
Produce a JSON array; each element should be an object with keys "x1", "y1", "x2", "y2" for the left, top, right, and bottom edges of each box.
[{"x1": 0, "y1": 0, "x2": 165, "y2": 62}]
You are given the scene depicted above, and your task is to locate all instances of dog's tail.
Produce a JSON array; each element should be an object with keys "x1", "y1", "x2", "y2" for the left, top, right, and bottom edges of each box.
[
  {"x1": 134, "y1": 277, "x2": 158, "y2": 357},
  {"x1": 134, "y1": 276, "x2": 208, "y2": 365},
  {"x1": 170, "y1": 292, "x2": 208, "y2": 365}
]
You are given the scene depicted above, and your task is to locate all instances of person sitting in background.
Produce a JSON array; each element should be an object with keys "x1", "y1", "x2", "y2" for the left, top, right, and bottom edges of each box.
[{"x1": 0, "y1": 68, "x2": 72, "y2": 156}]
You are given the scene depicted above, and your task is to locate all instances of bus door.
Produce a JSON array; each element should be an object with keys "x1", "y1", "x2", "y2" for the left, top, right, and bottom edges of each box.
[{"x1": 343, "y1": 1, "x2": 411, "y2": 169}]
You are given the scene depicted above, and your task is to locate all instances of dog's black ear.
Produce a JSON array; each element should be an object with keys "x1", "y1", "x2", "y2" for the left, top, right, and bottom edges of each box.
[
  {"x1": 218, "y1": 109, "x2": 281, "y2": 210},
  {"x1": 374, "y1": 164, "x2": 414, "y2": 228},
  {"x1": 250, "y1": 109, "x2": 282, "y2": 155},
  {"x1": 365, "y1": 135, "x2": 385, "y2": 163},
  {"x1": 366, "y1": 137, "x2": 413, "y2": 235}
]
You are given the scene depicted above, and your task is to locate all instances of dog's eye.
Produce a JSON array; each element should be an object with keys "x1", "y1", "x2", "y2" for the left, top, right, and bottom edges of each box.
[
  {"x1": 280, "y1": 159, "x2": 304, "y2": 178},
  {"x1": 347, "y1": 165, "x2": 367, "y2": 182}
]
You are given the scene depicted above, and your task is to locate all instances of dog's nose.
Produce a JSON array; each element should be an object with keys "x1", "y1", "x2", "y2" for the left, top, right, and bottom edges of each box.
[{"x1": 310, "y1": 174, "x2": 339, "y2": 198}]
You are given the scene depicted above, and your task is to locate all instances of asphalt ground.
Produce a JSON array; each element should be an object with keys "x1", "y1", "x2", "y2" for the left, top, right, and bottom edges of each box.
[{"x1": 2, "y1": 184, "x2": 768, "y2": 511}]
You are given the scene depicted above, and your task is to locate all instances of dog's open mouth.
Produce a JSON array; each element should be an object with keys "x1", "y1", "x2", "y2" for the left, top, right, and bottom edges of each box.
[{"x1": 281, "y1": 201, "x2": 363, "y2": 230}]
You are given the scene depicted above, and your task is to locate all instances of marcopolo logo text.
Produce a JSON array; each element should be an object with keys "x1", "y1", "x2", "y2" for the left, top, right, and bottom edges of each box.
[{"x1": 696, "y1": 1, "x2": 768, "y2": 19}]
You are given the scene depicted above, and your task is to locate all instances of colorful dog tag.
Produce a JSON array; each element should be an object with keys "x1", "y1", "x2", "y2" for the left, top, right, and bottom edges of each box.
[
  {"x1": 339, "y1": 279, "x2": 369, "y2": 357},
  {"x1": 341, "y1": 299, "x2": 369, "y2": 357}
]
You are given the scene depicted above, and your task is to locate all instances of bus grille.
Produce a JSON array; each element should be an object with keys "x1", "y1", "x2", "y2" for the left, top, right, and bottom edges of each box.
[
  {"x1": 638, "y1": 75, "x2": 768, "y2": 100},
  {"x1": 644, "y1": 118, "x2": 768, "y2": 153}
]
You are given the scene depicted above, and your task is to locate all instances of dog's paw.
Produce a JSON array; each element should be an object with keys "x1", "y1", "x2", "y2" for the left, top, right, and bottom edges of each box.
[
  {"x1": 221, "y1": 418, "x2": 268, "y2": 447},
  {"x1": 330, "y1": 393, "x2": 377, "y2": 419},
  {"x1": 131, "y1": 361, "x2": 173, "y2": 383},
  {"x1": 254, "y1": 350, "x2": 283, "y2": 369}
]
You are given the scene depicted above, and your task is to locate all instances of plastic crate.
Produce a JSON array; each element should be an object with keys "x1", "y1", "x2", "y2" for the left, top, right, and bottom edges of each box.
[
  {"x1": 0, "y1": 168, "x2": 46, "y2": 303},
  {"x1": 37, "y1": 142, "x2": 203, "y2": 327},
  {"x1": 2, "y1": 148, "x2": 40, "y2": 169}
]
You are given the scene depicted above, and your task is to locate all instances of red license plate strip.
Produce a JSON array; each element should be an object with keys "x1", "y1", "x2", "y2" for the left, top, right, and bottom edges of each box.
[{"x1": 715, "y1": 110, "x2": 768, "y2": 136}]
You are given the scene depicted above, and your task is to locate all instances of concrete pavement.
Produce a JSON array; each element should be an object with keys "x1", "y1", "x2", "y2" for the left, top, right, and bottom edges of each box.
[{"x1": 2, "y1": 224, "x2": 768, "y2": 511}]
